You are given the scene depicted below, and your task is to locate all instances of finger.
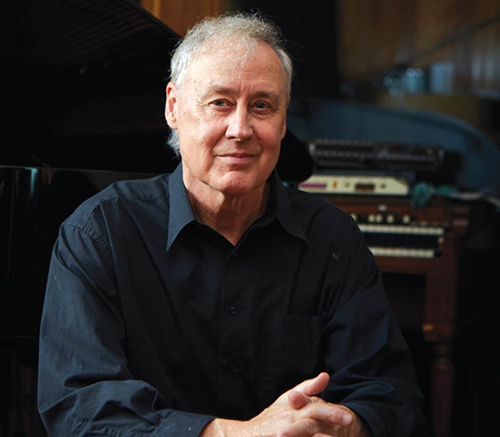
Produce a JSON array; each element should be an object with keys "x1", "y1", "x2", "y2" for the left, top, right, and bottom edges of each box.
[
  {"x1": 288, "y1": 393, "x2": 326, "y2": 410},
  {"x1": 292, "y1": 372, "x2": 330, "y2": 397},
  {"x1": 278, "y1": 417, "x2": 346, "y2": 437},
  {"x1": 280, "y1": 410, "x2": 352, "y2": 437},
  {"x1": 301, "y1": 402, "x2": 353, "y2": 427},
  {"x1": 288, "y1": 390, "x2": 311, "y2": 409},
  {"x1": 278, "y1": 418, "x2": 321, "y2": 437}
]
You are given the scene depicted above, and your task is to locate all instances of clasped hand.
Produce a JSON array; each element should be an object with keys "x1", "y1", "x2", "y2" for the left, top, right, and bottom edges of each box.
[{"x1": 202, "y1": 372, "x2": 369, "y2": 437}]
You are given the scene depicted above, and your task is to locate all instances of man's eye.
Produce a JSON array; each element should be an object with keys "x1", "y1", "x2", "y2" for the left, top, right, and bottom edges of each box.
[
  {"x1": 212, "y1": 100, "x2": 228, "y2": 108},
  {"x1": 255, "y1": 102, "x2": 270, "y2": 109}
]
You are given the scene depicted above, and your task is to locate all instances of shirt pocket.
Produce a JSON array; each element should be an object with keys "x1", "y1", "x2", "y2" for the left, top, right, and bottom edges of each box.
[{"x1": 255, "y1": 312, "x2": 326, "y2": 407}]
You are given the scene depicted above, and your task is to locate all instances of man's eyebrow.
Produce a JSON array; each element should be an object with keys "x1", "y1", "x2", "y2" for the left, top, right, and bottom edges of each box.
[
  {"x1": 252, "y1": 90, "x2": 282, "y2": 101},
  {"x1": 204, "y1": 85, "x2": 234, "y2": 95},
  {"x1": 201, "y1": 86, "x2": 283, "y2": 102}
]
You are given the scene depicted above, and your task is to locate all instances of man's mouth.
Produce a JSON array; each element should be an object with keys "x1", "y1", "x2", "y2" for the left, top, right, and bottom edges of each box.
[{"x1": 218, "y1": 153, "x2": 258, "y2": 164}]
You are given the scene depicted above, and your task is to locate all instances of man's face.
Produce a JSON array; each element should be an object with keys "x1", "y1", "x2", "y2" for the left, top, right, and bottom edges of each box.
[{"x1": 165, "y1": 41, "x2": 289, "y2": 198}]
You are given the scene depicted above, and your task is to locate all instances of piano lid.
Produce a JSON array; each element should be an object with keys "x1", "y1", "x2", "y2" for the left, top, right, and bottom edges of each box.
[
  {"x1": 4, "y1": 0, "x2": 178, "y2": 96},
  {"x1": 2, "y1": 0, "x2": 314, "y2": 180},
  {"x1": 2, "y1": 0, "x2": 181, "y2": 172}
]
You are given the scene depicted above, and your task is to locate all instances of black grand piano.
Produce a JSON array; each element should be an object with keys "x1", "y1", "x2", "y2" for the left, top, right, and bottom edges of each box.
[
  {"x1": 2, "y1": 1, "x2": 176, "y2": 433},
  {"x1": 1, "y1": 1, "x2": 314, "y2": 434}
]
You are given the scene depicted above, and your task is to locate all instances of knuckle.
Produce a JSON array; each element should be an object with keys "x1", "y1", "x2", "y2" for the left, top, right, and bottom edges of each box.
[{"x1": 304, "y1": 418, "x2": 317, "y2": 434}]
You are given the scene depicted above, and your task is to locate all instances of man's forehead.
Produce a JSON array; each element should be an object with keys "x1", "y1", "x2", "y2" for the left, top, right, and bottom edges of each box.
[
  {"x1": 183, "y1": 42, "x2": 287, "y2": 96},
  {"x1": 197, "y1": 35, "x2": 258, "y2": 59},
  {"x1": 190, "y1": 40, "x2": 263, "y2": 70}
]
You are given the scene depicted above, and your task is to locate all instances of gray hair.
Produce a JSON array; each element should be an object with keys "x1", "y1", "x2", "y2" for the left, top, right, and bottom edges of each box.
[{"x1": 166, "y1": 12, "x2": 293, "y2": 154}]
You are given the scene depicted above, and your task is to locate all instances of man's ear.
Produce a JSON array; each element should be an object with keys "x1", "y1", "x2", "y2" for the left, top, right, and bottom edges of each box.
[
  {"x1": 281, "y1": 119, "x2": 287, "y2": 140},
  {"x1": 165, "y1": 82, "x2": 178, "y2": 129},
  {"x1": 281, "y1": 98, "x2": 291, "y2": 139}
]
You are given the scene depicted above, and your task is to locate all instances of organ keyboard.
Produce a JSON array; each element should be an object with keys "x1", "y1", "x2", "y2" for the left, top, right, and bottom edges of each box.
[
  {"x1": 351, "y1": 213, "x2": 446, "y2": 258},
  {"x1": 322, "y1": 193, "x2": 491, "y2": 437},
  {"x1": 327, "y1": 195, "x2": 466, "y2": 262}
]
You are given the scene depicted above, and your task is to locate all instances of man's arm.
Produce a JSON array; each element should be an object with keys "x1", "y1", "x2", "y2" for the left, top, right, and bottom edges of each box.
[
  {"x1": 201, "y1": 373, "x2": 371, "y2": 437},
  {"x1": 38, "y1": 224, "x2": 214, "y2": 436},
  {"x1": 317, "y1": 218, "x2": 426, "y2": 437}
]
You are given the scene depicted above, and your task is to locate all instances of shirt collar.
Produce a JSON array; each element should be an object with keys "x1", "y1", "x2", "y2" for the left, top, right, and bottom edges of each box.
[
  {"x1": 265, "y1": 170, "x2": 308, "y2": 242},
  {"x1": 166, "y1": 165, "x2": 308, "y2": 251},
  {"x1": 167, "y1": 164, "x2": 197, "y2": 251}
]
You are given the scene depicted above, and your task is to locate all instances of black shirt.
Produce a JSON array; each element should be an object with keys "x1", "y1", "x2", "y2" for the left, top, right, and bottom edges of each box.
[{"x1": 38, "y1": 164, "x2": 425, "y2": 437}]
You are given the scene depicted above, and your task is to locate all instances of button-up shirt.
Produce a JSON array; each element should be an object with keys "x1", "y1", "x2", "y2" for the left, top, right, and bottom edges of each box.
[{"x1": 38, "y1": 165, "x2": 425, "y2": 437}]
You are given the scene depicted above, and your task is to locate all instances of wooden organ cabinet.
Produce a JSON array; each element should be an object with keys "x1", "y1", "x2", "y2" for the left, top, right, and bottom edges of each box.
[{"x1": 323, "y1": 194, "x2": 498, "y2": 437}]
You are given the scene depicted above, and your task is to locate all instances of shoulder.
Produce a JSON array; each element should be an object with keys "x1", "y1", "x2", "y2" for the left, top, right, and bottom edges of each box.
[
  {"x1": 98, "y1": 173, "x2": 171, "y2": 202},
  {"x1": 285, "y1": 186, "x2": 356, "y2": 229},
  {"x1": 63, "y1": 173, "x2": 171, "y2": 232},
  {"x1": 283, "y1": 187, "x2": 367, "y2": 257}
]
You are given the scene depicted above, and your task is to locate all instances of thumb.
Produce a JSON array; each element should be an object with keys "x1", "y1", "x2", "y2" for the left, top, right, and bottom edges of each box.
[
  {"x1": 287, "y1": 390, "x2": 310, "y2": 409},
  {"x1": 292, "y1": 372, "x2": 330, "y2": 397}
]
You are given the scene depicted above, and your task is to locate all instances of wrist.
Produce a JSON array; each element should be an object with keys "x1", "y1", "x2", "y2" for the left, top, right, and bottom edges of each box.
[{"x1": 199, "y1": 418, "x2": 245, "y2": 437}]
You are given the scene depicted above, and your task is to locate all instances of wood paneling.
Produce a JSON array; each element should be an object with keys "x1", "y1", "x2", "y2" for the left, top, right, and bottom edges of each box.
[
  {"x1": 140, "y1": 0, "x2": 225, "y2": 36},
  {"x1": 337, "y1": 0, "x2": 500, "y2": 93}
]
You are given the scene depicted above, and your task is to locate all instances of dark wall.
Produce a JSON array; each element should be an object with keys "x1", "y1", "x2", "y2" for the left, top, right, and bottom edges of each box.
[{"x1": 233, "y1": 0, "x2": 340, "y2": 97}]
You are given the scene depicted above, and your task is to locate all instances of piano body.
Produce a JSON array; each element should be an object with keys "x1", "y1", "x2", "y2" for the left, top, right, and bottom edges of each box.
[
  {"x1": 2, "y1": 1, "x2": 499, "y2": 436},
  {"x1": 2, "y1": 1, "x2": 182, "y2": 433}
]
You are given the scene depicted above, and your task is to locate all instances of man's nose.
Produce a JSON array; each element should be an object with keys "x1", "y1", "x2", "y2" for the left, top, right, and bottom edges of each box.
[{"x1": 226, "y1": 106, "x2": 253, "y2": 141}]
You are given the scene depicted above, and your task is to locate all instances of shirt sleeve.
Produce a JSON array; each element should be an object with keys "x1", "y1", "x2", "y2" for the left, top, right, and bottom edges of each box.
[
  {"x1": 38, "y1": 223, "x2": 214, "y2": 436},
  {"x1": 320, "y1": 218, "x2": 427, "y2": 437}
]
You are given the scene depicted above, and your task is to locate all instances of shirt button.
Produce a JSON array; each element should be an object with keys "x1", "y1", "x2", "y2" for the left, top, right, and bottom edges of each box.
[{"x1": 229, "y1": 306, "x2": 237, "y2": 315}]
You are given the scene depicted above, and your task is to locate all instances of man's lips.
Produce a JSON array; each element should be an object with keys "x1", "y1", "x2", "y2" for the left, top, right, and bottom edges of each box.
[{"x1": 217, "y1": 153, "x2": 258, "y2": 163}]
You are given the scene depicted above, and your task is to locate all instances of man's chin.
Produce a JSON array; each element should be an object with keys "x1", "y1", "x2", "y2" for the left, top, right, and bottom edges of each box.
[{"x1": 213, "y1": 177, "x2": 266, "y2": 198}]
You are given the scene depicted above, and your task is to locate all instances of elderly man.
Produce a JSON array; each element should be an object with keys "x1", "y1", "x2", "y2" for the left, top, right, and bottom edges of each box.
[{"x1": 38, "y1": 12, "x2": 425, "y2": 437}]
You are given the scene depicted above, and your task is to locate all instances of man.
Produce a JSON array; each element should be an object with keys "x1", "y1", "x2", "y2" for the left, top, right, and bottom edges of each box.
[{"x1": 38, "y1": 12, "x2": 425, "y2": 437}]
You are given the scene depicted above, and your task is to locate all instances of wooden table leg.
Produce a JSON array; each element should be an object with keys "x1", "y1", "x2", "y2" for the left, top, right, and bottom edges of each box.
[{"x1": 431, "y1": 341, "x2": 454, "y2": 437}]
